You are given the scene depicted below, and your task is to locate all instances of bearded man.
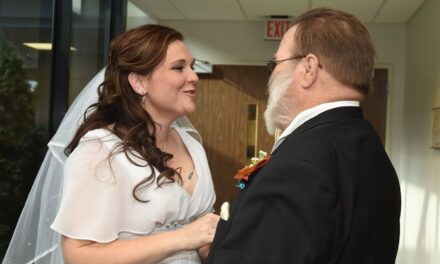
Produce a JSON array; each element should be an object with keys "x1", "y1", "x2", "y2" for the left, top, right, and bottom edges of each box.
[{"x1": 207, "y1": 7, "x2": 401, "y2": 264}]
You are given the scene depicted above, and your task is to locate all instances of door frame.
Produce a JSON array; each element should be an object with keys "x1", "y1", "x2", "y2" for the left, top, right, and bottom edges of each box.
[{"x1": 375, "y1": 64, "x2": 393, "y2": 153}]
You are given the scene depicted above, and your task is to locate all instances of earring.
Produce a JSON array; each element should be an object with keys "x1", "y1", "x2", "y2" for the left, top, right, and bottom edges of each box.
[
  {"x1": 133, "y1": 87, "x2": 146, "y2": 96},
  {"x1": 142, "y1": 93, "x2": 147, "y2": 103}
]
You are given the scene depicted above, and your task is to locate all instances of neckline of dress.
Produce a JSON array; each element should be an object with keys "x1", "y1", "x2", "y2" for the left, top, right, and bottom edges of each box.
[{"x1": 172, "y1": 126, "x2": 201, "y2": 200}]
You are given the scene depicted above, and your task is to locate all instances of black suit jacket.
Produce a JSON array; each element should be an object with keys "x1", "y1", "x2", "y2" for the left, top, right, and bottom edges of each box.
[{"x1": 207, "y1": 107, "x2": 401, "y2": 264}]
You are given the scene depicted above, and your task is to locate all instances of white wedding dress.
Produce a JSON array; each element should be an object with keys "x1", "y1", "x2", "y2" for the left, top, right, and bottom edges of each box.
[{"x1": 51, "y1": 127, "x2": 215, "y2": 263}]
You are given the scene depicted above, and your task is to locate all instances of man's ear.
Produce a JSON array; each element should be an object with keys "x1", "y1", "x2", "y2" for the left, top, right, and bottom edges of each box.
[
  {"x1": 301, "y1": 54, "x2": 320, "y2": 89},
  {"x1": 128, "y1": 72, "x2": 147, "y2": 95}
]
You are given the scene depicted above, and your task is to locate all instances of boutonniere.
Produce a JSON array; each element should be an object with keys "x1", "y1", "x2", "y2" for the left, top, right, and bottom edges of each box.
[{"x1": 234, "y1": 150, "x2": 271, "y2": 190}]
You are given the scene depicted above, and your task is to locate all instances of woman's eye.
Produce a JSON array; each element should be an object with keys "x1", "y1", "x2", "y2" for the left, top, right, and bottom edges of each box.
[{"x1": 173, "y1": 66, "x2": 184, "y2": 71}]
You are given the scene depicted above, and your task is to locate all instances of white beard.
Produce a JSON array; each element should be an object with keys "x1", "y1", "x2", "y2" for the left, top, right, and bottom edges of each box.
[{"x1": 264, "y1": 66, "x2": 294, "y2": 135}]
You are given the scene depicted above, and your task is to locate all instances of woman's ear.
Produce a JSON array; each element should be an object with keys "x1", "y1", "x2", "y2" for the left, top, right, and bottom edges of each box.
[{"x1": 128, "y1": 72, "x2": 147, "y2": 95}]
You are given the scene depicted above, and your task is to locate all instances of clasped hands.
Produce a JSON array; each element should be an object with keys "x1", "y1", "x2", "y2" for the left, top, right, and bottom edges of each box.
[{"x1": 177, "y1": 202, "x2": 230, "y2": 259}]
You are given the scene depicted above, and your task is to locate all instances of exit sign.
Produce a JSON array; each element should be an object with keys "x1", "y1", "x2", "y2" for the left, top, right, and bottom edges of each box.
[{"x1": 264, "y1": 18, "x2": 291, "y2": 40}]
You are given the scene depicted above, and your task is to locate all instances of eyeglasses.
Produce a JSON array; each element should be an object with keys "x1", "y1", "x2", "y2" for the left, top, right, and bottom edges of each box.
[{"x1": 266, "y1": 55, "x2": 306, "y2": 74}]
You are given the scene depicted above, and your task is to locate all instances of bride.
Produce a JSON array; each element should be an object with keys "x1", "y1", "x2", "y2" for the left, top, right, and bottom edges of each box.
[{"x1": 3, "y1": 24, "x2": 218, "y2": 264}]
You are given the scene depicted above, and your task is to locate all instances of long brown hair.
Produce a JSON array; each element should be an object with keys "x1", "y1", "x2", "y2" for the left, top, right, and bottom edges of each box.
[
  {"x1": 292, "y1": 8, "x2": 376, "y2": 95},
  {"x1": 65, "y1": 24, "x2": 184, "y2": 202}
]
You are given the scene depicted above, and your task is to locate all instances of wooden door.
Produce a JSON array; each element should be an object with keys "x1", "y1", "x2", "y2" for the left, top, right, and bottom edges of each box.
[
  {"x1": 361, "y1": 68, "x2": 388, "y2": 145},
  {"x1": 188, "y1": 65, "x2": 273, "y2": 210}
]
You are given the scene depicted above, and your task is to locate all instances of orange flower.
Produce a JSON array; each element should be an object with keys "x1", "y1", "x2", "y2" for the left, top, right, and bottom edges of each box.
[{"x1": 234, "y1": 155, "x2": 271, "y2": 182}]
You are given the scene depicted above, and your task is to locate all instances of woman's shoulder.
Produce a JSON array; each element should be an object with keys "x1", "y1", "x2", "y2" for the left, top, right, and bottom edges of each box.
[
  {"x1": 67, "y1": 128, "x2": 119, "y2": 162},
  {"x1": 81, "y1": 128, "x2": 119, "y2": 142},
  {"x1": 74, "y1": 128, "x2": 149, "y2": 169},
  {"x1": 65, "y1": 129, "x2": 149, "y2": 179}
]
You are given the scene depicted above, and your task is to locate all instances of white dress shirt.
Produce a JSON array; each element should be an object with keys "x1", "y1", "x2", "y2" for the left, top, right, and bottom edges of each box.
[{"x1": 272, "y1": 101, "x2": 360, "y2": 153}]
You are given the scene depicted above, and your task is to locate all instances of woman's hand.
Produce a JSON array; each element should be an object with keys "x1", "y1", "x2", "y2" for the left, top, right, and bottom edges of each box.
[
  {"x1": 178, "y1": 213, "x2": 220, "y2": 250},
  {"x1": 198, "y1": 243, "x2": 211, "y2": 261}
]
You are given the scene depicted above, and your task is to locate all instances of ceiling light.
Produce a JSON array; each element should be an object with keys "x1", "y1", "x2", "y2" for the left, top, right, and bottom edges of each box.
[{"x1": 194, "y1": 59, "x2": 213, "y2": 74}]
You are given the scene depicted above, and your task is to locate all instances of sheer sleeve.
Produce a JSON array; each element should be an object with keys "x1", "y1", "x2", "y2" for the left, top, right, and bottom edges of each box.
[{"x1": 50, "y1": 132, "x2": 156, "y2": 242}]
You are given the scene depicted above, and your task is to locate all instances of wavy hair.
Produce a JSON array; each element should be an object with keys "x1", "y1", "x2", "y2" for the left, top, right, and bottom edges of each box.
[{"x1": 65, "y1": 24, "x2": 184, "y2": 202}]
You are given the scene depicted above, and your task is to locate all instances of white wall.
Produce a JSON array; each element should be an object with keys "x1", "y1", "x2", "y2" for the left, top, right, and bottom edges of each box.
[
  {"x1": 366, "y1": 23, "x2": 407, "y2": 170},
  {"x1": 161, "y1": 20, "x2": 279, "y2": 65},
  {"x1": 397, "y1": 0, "x2": 440, "y2": 263}
]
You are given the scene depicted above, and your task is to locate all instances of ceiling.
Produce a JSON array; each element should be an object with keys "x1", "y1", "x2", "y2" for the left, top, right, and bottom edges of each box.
[{"x1": 130, "y1": 0, "x2": 426, "y2": 24}]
